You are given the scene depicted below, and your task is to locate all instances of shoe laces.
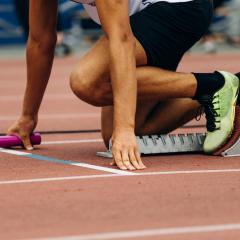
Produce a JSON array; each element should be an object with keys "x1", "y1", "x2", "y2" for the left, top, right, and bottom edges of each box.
[
  {"x1": 199, "y1": 94, "x2": 221, "y2": 132},
  {"x1": 195, "y1": 106, "x2": 204, "y2": 121}
]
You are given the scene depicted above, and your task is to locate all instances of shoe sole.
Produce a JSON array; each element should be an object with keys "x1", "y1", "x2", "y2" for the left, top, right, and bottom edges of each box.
[{"x1": 213, "y1": 106, "x2": 240, "y2": 155}]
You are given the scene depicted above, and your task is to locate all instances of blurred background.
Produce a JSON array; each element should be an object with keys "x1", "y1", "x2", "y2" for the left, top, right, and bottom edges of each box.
[
  {"x1": 0, "y1": 0, "x2": 102, "y2": 58},
  {"x1": 0, "y1": 0, "x2": 240, "y2": 59}
]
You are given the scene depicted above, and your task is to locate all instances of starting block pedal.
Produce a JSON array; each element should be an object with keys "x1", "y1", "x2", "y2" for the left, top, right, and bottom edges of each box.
[
  {"x1": 221, "y1": 138, "x2": 240, "y2": 157},
  {"x1": 96, "y1": 133, "x2": 206, "y2": 158}
]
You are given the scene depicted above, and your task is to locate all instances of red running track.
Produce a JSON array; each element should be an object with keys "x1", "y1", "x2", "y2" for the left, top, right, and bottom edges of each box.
[{"x1": 0, "y1": 53, "x2": 240, "y2": 239}]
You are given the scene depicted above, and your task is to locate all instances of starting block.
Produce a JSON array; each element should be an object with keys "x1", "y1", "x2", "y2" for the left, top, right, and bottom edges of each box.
[
  {"x1": 97, "y1": 133, "x2": 206, "y2": 158},
  {"x1": 221, "y1": 138, "x2": 240, "y2": 157},
  {"x1": 96, "y1": 133, "x2": 240, "y2": 158}
]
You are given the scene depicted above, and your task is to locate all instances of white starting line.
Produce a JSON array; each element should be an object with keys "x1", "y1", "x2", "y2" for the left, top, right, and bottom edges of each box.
[
  {"x1": 34, "y1": 223, "x2": 240, "y2": 240},
  {"x1": 0, "y1": 148, "x2": 135, "y2": 176},
  {"x1": 1, "y1": 168, "x2": 240, "y2": 185},
  {"x1": 1, "y1": 138, "x2": 240, "y2": 185}
]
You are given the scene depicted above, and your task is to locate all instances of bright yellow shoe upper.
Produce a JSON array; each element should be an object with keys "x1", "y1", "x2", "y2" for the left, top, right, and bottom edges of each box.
[{"x1": 203, "y1": 71, "x2": 239, "y2": 153}]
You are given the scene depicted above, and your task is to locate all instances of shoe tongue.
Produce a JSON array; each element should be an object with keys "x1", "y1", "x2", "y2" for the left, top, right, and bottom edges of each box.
[
  {"x1": 199, "y1": 94, "x2": 221, "y2": 132},
  {"x1": 205, "y1": 108, "x2": 217, "y2": 132}
]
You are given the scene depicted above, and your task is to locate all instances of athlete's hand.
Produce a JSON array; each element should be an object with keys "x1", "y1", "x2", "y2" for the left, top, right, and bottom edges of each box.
[
  {"x1": 7, "y1": 115, "x2": 38, "y2": 150},
  {"x1": 111, "y1": 130, "x2": 146, "y2": 171}
]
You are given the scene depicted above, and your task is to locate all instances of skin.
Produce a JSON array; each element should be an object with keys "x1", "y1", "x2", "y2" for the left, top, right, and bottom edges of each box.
[
  {"x1": 95, "y1": 1, "x2": 143, "y2": 170},
  {"x1": 8, "y1": 0, "x2": 200, "y2": 171},
  {"x1": 8, "y1": 0, "x2": 58, "y2": 150},
  {"x1": 70, "y1": 38, "x2": 199, "y2": 170}
]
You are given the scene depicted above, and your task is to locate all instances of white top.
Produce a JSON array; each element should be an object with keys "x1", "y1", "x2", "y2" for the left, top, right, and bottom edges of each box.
[{"x1": 73, "y1": 0, "x2": 193, "y2": 24}]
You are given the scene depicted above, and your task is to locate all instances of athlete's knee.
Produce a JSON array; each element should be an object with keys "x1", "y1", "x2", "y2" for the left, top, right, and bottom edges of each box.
[{"x1": 70, "y1": 69, "x2": 104, "y2": 106}]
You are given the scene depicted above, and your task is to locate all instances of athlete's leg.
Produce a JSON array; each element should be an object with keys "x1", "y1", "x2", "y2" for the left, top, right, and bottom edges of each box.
[
  {"x1": 69, "y1": 36, "x2": 201, "y2": 147},
  {"x1": 70, "y1": 36, "x2": 196, "y2": 107},
  {"x1": 101, "y1": 99, "x2": 200, "y2": 147},
  {"x1": 71, "y1": 1, "x2": 238, "y2": 154}
]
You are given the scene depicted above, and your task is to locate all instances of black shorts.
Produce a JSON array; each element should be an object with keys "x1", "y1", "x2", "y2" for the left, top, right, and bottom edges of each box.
[{"x1": 130, "y1": 0, "x2": 213, "y2": 70}]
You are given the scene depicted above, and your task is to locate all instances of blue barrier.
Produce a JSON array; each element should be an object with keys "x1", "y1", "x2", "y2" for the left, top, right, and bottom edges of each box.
[
  {"x1": 0, "y1": 0, "x2": 24, "y2": 45},
  {"x1": 0, "y1": 0, "x2": 83, "y2": 46}
]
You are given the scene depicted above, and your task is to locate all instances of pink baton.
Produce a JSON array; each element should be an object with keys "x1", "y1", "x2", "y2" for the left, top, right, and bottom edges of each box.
[{"x1": 0, "y1": 133, "x2": 41, "y2": 148}]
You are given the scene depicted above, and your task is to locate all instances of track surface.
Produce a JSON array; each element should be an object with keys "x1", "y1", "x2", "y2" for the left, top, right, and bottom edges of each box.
[{"x1": 1, "y1": 53, "x2": 240, "y2": 239}]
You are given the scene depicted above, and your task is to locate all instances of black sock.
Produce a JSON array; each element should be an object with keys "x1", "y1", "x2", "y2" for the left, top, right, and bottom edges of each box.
[
  {"x1": 193, "y1": 72, "x2": 225, "y2": 100},
  {"x1": 236, "y1": 72, "x2": 240, "y2": 106}
]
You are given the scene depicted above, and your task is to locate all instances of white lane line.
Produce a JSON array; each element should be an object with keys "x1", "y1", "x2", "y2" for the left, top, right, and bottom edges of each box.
[
  {"x1": 0, "y1": 148, "x2": 31, "y2": 156},
  {"x1": 139, "y1": 169, "x2": 240, "y2": 176},
  {"x1": 0, "y1": 174, "x2": 117, "y2": 185},
  {"x1": 0, "y1": 113, "x2": 100, "y2": 121},
  {"x1": 1, "y1": 168, "x2": 240, "y2": 185},
  {"x1": 34, "y1": 223, "x2": 240, "y2": 240},
  {"x1": 41, "y1": 139, "x2": 103, "y2": 145},
  {"x1": 69, "y1": 162, "x2": 135, "y2": 175},
  {"x1": 0, "y1": 148, "x2": 135, "y2": 176}
]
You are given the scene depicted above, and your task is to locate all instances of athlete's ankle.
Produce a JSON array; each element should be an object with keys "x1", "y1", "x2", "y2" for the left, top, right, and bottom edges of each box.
[{"x1": 192, "y1": 72, "x2": 225, "y2": 101}]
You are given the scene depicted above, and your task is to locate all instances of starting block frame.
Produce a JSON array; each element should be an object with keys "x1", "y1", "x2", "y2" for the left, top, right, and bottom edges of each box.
[
  {"x1": 97, "y1": 133, "x2": 206, "y2": 158},
  {"x1": 96, "y1": 133, "x2": 240, "y2": 158},
  {"x1": 221, "y1": 138, "x2": 240, "y2": 157}
]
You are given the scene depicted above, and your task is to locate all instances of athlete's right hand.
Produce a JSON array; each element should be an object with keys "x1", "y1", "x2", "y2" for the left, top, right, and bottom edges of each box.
[{"x1": 7, "y1": 115, "x2": 38, "y2": 150}]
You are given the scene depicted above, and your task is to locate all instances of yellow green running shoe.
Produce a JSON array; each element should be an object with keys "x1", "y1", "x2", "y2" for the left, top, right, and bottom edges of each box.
[{"x1": 200, "y1": 71, "x2": 239, "y2": 154}]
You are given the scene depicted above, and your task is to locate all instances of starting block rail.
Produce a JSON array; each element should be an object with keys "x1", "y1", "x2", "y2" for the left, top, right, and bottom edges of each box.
[
  {"x1": 97, "y1": 133, "x2": 206, "y2": 158},
  {"x1": 96, "y1": 133, "x2": 240, "y2": 158}
]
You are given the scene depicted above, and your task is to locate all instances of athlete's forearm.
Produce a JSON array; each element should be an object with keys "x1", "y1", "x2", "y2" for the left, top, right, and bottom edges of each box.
[
  {"x1": 21, "y1": 36, "x2": 56, "y2": 117},
  {"x1": 109, "y1": 36, "x2": 137, "y2": 132},
  {"x1": 21, "y1": 0, "x2": 58, "y2": 118},
  {"x1": 94, "y1": 0, "x2": 137, "y2": 133}
]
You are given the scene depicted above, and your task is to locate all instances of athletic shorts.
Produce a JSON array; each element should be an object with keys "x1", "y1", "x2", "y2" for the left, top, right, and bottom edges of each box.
[{"x1": 130, "y1": 0, "x2": 213, "y2": 70}]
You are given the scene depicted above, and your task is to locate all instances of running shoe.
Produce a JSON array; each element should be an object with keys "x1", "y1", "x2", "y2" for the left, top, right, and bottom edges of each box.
[{"x1": 199, "y1": 71, "x2": 239, "y2": 153}]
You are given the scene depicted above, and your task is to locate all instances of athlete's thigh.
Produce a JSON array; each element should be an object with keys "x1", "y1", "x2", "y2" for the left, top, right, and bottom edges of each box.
[{"x1": 73, "y1": 35, "x2": 147, "y2": 84}]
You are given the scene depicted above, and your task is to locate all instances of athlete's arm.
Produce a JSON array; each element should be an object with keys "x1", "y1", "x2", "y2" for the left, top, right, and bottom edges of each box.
[
  {"x1": 7, "y1": 1, "x2": 58, "y2": 149},
  {"x1": 95, "y1": 0, "x2": 146, "y2": 170}
]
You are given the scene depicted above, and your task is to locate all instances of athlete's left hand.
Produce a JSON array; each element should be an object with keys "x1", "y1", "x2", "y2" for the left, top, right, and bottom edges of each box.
[{"x1": 111, "y1": 130, "x2": 146, "y2": 171}]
